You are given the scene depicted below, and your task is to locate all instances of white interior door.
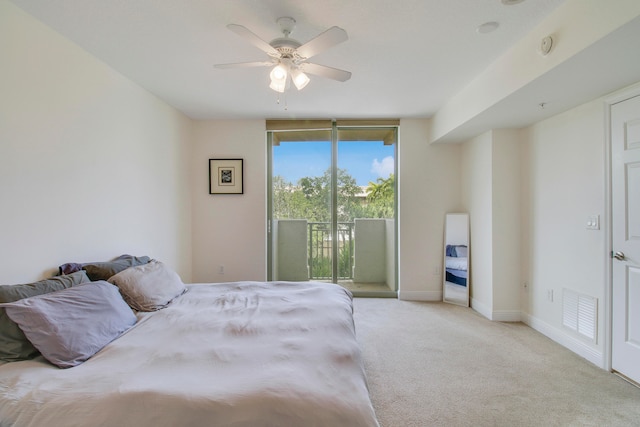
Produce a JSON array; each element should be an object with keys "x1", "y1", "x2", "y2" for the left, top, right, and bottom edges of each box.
[{"x1": 611, "y1": 94, "x2": 640, "y2": 384}]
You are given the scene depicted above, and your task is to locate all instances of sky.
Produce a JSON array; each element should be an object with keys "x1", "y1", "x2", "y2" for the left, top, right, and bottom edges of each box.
[{"x1": 273, "y1": 141, "x2": 394, "y2": 186}]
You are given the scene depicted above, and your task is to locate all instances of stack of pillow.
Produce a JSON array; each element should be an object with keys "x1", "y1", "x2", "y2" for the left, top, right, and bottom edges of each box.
[{"x1": 0, "y1": 255, "x2": 185, "y2": 368}]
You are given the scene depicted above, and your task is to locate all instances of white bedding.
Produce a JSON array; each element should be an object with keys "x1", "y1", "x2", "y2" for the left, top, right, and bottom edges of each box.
[
  {"x1": 445, "y1": 256, "x2": 468, "y2": 271},
  {"x1": 0, "y1": 281, "x2": 379, "y2": 427}
]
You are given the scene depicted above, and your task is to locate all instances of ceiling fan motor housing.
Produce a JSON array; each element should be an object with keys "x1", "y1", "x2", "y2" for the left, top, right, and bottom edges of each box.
[{"x1": 270, "y1": 38, "x2": 303, "y2": 61}]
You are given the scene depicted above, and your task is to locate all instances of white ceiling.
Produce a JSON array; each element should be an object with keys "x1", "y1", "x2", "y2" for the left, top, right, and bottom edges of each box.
[{"x1": 9, "y1": 0, "x2": 640, "y2": 135}]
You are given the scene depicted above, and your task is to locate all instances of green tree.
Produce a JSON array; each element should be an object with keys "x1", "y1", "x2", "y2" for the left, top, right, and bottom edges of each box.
[
  {"x1": 273, "y1": 169, "x2": 393, "y2": 221},
  {"x1": 334, "y1": 168, "x2": 361, "y2": 222},
  {"x1": 274, "y1": 168, "x2": 361, "y2": 221},
  {"x1": 272, "y1": 175, "x2": 294, "y2": 218},
  {"x1": 365, "y1": 174, "x2": 395, "y2": 218}
]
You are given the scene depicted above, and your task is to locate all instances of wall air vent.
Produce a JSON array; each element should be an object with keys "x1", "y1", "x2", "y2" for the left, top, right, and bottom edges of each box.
[{"x1": 562, "y1": 288, "x2": 597, "y2": 343}]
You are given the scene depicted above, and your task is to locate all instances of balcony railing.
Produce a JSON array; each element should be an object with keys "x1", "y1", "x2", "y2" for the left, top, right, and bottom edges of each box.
[{"x1": 307, "y1": 222, "x2": 354, "y2": 280}]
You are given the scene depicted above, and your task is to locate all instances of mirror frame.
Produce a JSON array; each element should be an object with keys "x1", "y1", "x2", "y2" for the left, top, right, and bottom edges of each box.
[{"x1": 443, "y1": 213, "x2": 470, "y2": 307}]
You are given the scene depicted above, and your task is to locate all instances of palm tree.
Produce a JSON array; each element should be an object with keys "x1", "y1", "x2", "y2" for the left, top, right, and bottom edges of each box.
[{"x1": 365, "y1": 174, "x2": 394, "y2": 218}]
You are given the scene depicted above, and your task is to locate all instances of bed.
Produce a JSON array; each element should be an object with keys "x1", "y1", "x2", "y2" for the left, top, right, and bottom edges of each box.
[
  {"x1": 445, "y1": 244, "x2": 468, "y2": 287},
  {"x1": 0, "y1": 257, "x2": 379, "y2": 427}
]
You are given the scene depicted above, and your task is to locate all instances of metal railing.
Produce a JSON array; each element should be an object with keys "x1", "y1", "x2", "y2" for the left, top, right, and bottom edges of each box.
[{"x1": 307, "y1": 222, "x2": 354, "y2": 280}]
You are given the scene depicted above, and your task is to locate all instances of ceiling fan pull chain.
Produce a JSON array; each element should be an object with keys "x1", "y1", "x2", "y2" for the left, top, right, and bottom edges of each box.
[{"x1": 274, "y1": 91, "x2": 288, "y2": 110}]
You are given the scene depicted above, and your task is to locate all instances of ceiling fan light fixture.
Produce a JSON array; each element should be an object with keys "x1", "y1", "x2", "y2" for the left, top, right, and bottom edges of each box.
[
  {"x1": 291, "y1": 69, "x2": 310, "y2": 90},
  {"x1": 269, "y1": 63, "x2": 289, "y2": 93},
  {"x1": 269, "y1": 78, "x2": 287, "y2": 93},
  {"x1": 270, "y1": 63, "x2": 288, "y2": 81}
]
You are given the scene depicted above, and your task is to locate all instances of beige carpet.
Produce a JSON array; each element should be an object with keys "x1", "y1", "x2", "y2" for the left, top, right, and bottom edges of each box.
[{"x1": 352, "y1": 298, "x2": 640, "y2": 427}]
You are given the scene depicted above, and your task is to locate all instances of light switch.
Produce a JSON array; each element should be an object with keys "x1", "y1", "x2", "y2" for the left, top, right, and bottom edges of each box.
[{"x1": 586, "y1": 215, "x2": 600, "y2": 230}]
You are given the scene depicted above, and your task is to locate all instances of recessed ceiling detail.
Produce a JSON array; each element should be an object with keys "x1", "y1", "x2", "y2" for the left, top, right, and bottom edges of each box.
[{"x1": 477, "y1": 21, "x2": 500, "y2": 34}]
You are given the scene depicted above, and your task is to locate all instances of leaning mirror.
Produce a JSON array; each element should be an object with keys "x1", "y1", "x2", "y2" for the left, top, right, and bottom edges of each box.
[{"x1": 443, "y1": 213, "x2": 469, "y2": 307}]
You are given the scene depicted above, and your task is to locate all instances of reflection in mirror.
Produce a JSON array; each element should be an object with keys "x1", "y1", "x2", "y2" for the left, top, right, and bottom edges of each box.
[{"x1": 443, "y1": 213, "x2": 469, "y2": 307}]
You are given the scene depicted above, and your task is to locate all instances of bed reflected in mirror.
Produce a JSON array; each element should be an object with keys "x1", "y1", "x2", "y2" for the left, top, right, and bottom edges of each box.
[{"x1": 443, "y1": 213, "x2": 469, "y2": 307}]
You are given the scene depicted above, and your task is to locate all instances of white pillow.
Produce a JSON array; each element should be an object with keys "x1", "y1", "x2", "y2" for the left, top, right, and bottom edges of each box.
[
  {"x1": 108, "y1": 260, "x2": 186, "y2": 312},
  {"x1": 454, "y1": 246, "x2": 468, "y2": 257}
]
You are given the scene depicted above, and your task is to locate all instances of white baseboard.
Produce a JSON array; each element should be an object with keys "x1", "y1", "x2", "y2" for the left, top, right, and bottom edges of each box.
[
  {"x1": 521, "y1": 312, "x2": 605, "y2": 369},
  {"x1": 398, "y1": 290, "x2": 442, "y2": 301},
  {"x1": 492, "y1": 310, "x2": 522, "y2": 322},
  {"x1": 471, "y1": 297, "x2": 491, "y2": 319},
  {"x1": 469, "y1": 298, "x2": 521, "y2": 321}
]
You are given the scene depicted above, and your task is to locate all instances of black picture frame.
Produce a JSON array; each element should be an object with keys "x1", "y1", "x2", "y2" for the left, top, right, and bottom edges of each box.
[{"x1": 209, "y1": 158, "x2": 243, "y2": 194}]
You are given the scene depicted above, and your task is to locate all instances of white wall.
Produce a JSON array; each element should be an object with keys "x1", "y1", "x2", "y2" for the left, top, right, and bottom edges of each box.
[
  {"x1": 188, "y1": 117, "x2": 462, "y2": 295},
  {"x1": 353, "y1": 219, "x2": 387, "y2": 283},
  {"x1": 458, "y1": 97, "x2": 608, "y2": 365},
  {"x1": 385, "y1": 219, "x2": 395, "y2": 290},
  {"x1": 274, "y1": 219, "x2": 309, "y2": 281},
  {"x1": 492, "y1": 130, "x2": 522, "y2": 318},
  {"x1": 191, "y1": 120, "x2": 266, "y2": 283},
  {"x1": 461, "y1": 132, "x2": 493, "y2": 312},
  {"x1": 520, "y1": 98, "x2": 607, "y2": 364},
  {"x1": 0, "y1": 1, "x2": 193, "y2": 283},
  {"x1": 461, "y1": 130, "x2": 522, "y2": 321},
  {"x1": 398, "y1": 119, "x2": 461, "y2": 300}
]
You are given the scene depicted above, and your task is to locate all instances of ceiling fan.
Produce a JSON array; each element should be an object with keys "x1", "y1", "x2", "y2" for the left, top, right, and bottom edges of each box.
[{"x1": 214, "y1": 17, "x2": 351, "y2": 93}]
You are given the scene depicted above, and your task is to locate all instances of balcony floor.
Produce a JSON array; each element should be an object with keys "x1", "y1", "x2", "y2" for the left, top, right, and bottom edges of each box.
[{"x1": 337, "y1": 280, "x2": 394, "y2": 294}]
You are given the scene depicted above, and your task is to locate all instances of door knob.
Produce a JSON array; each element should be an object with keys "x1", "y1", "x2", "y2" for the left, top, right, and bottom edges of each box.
[{"x1": 614, "y1": 251, "x2": 626, "y2": 261}]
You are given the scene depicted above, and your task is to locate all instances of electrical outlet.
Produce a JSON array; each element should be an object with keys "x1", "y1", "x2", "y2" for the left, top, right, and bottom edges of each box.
[
  {"x1": 218, "y1": 265, "x2": 225, "y2": 275},
  {"x1": 547, "y1": 289, "x2": 554, "y2": 302}
]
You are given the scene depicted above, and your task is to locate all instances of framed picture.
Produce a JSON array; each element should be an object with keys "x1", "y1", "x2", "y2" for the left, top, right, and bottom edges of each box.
[{"x1": 209, "y1": 158, "x2": 243, "y2": 194}]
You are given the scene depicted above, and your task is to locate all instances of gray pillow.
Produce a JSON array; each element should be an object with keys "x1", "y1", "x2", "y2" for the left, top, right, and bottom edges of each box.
[
  {"x1": 108, "y1": 260, "x2": 186, "y2": 312},
  {"x1": 0, "y1": 271, "x2": 90, "y2": 362},
  {"x1": 81, "y1": 254, "x2": 151, "y2": 281},
  {"x1": 455, "y1": 245, "x2": 468, "y2": 258},
  {"x1": 2, "y1": 281, "x2": 137, "y2": 368}
]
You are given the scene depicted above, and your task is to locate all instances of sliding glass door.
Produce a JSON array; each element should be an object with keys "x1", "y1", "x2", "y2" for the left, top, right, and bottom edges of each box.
[
  {"x1": 269, "y1": 128, "x2": 333, "y2": 283},
  {"x1": 267, "y1": 121, "x2": 397, "y2": 296}
]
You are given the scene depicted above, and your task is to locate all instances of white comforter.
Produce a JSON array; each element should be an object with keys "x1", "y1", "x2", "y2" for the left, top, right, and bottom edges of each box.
[
  {"x1": 0, "y1": 281, "x2": 379, "y2": 427},
  {"x1": 445, "y1": 256, "x2": 467, "y2": 271}
]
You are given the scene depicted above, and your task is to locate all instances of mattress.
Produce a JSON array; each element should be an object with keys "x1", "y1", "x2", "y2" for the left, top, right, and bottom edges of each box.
[{"x1": 0, "y1": 281, "x2": 379, "y2": 427}]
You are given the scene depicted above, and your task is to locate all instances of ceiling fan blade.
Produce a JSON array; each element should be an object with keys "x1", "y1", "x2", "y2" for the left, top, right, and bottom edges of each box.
[
  {"x1": 214, "y1": 61, "x2": 274, "y2": 69},
  {"x1": 301, "y1": 62, "x2": 352, "y2": 82},
  {"x1": 227, "y1": 24, "x2": 279, "y2": 56},
  {"x1": 296, "y1": 26, "x2": 348, "y2": 59}
]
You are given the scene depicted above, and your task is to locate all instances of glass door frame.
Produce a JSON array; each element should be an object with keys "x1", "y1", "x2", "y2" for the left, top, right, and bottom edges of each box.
[{"x1": 267, "y1": 121, "x2": 398, "y2": 297}]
